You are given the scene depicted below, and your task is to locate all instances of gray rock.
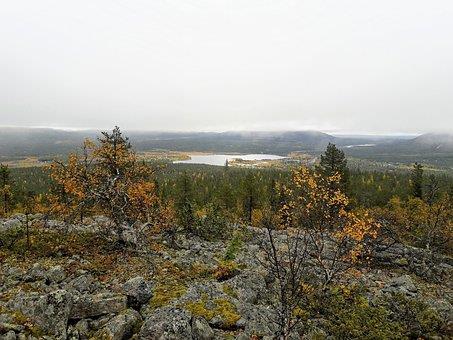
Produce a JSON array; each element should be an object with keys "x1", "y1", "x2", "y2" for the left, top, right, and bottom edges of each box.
[
  {"x1": 1, "y1": 218, "x2": 21, "y2": 232},
  {"x1": 0, "y1": 322, "x2": 25, "y2": 333},
  {"x1": 5, "y1": 267, "x2": 24, "y2": 281},
  {"x1": 139, "y1": 307, "x2": 192, "y2": 339},
  {"x1": 46, "y1": 265, "x2": 66, "y2": 284},
  {"x1": 88, "y1": 314, "x2": 115, "y2": 331},
  {"x1": 236, "y1": 303, "x2": 276, "y2": 337},
  {"x1": 74, "y1": 319, "x2": 89, "y2": 338},
  {"x1": 382, "y1": 275, "x2": 418, "y2": 297},
  {"x1": 0, "y1": 313, "x2": 14, "y2": 324},
  {"x1": 1, "y1": 331, "x2": 16, "y2": 340},
  {"x1": 94, "y1": 309, "x2": 142, "y2": 340},
  {"x1": 192, "y1": 317, "x2": 214, "y2": 340},
  {"x1": 66, "y1": 274, "x2": 99, "y2": 294},
  {"x1": 235, "y1": 334, "x2": 250, "y2": 340},
  {"x1": 24, "y1": 263, "x2": 46, "y2": 282},
  {"x1": 224, "y1": 270, "x2": 266, "y2": 304},
  {"x1": 122, "y1": 277, "x2": 153, "y2": 309},
  {"x1": 6, "y1": 290, "x2": 72, "y2": 339},
  {"x1": 70, "y1": 293, "x2": 127, "y2": 319}
]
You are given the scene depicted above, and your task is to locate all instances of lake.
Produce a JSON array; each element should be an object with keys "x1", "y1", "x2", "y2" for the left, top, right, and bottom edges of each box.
[{"x1": 174, "y1": 154, "x2": 286, "y2": 166}]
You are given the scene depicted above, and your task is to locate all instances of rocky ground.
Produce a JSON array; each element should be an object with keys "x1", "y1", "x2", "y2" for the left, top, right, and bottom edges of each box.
[{"x1": 0, "y1": 214, "x2": 452, "y2": 339}]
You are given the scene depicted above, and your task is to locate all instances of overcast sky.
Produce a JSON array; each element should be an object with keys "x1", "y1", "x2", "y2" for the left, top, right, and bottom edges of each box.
[{"x1": 1, "y1": 0, "x2": 452, "y2": 134}]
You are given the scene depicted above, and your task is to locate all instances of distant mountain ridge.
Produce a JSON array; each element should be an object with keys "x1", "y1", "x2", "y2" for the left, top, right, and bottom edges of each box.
[
  {"x1": 0, "y1": 127, "x2": 451, "y2": 166},
  {"x1": 408, "y1": 133, "x2": 453, "y2": 152}
]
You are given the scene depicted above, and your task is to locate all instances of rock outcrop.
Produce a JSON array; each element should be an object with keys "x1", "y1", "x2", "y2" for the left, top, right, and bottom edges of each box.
[{"x1": 0, "y1": 216, "x2": 451, "y2": 339}]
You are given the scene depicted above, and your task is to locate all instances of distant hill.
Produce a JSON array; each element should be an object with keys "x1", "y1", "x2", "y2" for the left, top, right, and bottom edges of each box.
[
  {"x1": 0, "y1": 127, "x2": 98, "y2": 158},
  {"x1": 0, "y1": 128, "x2": 341, "y2": 157},
  {"x1": 0, "y1": 127, "x2": 452, "y2": 167},
  {"x1": 408, "y1": 133, "x2": 453, "y2": 152},
  {"x1": 343, "y1": 133, "x2": 453, "y2": 167}
]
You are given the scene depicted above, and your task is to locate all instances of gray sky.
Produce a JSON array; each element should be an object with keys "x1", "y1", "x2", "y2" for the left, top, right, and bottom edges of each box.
[{"x1": 1, "y1": 0, "x2": 452, "y2": 134}]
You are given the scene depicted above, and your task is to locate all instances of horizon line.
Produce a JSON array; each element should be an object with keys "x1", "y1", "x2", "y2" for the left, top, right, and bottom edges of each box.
[{"x1": 0, "y1": 124, "x2": 429, "y2": 137}]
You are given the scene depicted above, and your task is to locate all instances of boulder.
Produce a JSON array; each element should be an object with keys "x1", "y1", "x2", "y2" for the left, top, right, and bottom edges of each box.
[
  {"x1": 192, "y1": 317, "x2": 214, "y2": 340},
  {"x1": 5, "y1": 267, "x2": 24, "y2": 281},
  {"x1": 382, "y1": 275, "x2": 418, "y2": 297},
  {"x1": 70, "y1": 293, "x2": 127, "y2": 319},
  {"x1": 66, "y1": 274, "x2": 99, "y2": 294},
  {"x1": 224, "y1": 270, "x2": 266, "y2": 304},
  {"x1": 67, "y1": 319, "x2": 89, "y2": 340},
  {"x1": 139, "y1": 307, "x2": 192, "y2": 339},
  {"x1": 1, "y1": 331, "x2": 17, "y2": 340},
  {"x1": 122, "y1": 277, "x2": 153, "y2": 309},
  {"x1": 46, "y1": 265, "x2": 66, "y2": 284},
  {"x1": 6, "y1": 290, "x2": 72, "y2": 339},
  {"x1": 0, "y1": 218, "x2": 21, "y2": 232},
  {"x1": 94, "y1": 309, "x2": 142, "y2": 340},
  {"x1": 24, "y1": 263, "x2": 46, "y2": 282}
]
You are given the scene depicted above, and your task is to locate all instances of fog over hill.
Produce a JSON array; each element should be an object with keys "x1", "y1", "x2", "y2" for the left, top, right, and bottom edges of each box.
[
  {"x1": 409, "y1": 133, "x2": 453, "y2": 152},
  {"x1": 1, "y1": 127, "x2": 452, "y2": 168}
]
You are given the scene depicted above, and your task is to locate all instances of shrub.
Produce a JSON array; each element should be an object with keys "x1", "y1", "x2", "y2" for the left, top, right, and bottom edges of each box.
[
  {"x1": 194, "y1": 203, "x2": 229, "y2": 241},
  {"x1": 224, "y1": 231, "x2": 243, "y2": 261},
  {"x1": 315, "y1": 286, "x2": 403, "y2": 339},
  {"x1": 213, "y1": 260, "x2": 240, "y2": 281},
  {"x1": 384, "y1": 293, "x2": 444, "y2": 338}
]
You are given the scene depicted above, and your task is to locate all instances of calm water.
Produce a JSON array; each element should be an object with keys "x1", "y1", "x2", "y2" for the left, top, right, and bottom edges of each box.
[{"x1": 174, "y1": 154, "x2": 286, "y2": 166}]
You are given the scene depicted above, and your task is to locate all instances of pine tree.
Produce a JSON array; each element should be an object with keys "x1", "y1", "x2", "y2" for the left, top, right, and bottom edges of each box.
[
  {"x1": 318, "y1": 143, "x2": 349, "y2": 190},
  {"x1": 49, "y1": 127, "x2": 159, "y2": 244}
]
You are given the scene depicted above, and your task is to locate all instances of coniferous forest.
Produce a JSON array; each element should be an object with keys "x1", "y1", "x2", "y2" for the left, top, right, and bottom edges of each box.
[{"x1": 0, "y1": 127, "x2": 452, "y2": 339}]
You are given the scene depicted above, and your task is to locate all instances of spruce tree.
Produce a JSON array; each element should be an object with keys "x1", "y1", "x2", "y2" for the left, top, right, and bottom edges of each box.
[
  {"x1": 0, "y1": 164, "x2": 12, "y2": 215},
  {"x1": 175, "y1": 172, "x2": 195, "y2": 232},
  {"x1": 411, "y1": 162, "x2": 424, "y2": 199},
  {"x1": 319, "y1": 143, "x2": 349, "y2": 189}
]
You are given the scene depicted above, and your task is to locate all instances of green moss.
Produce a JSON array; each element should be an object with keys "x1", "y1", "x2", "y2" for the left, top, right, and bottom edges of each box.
[
  {"x1": 214, "y1": 298, "x2": 241, "y2": 327},
  {"x1": 222, "y1": 283, "x2": 238, "y2": 299},
  {"x1": 310, "y1": 286, "x2": 404, "y2": 340},
  {"x1": 0, "y1": 308, "x2": 45, "y2": 337},
  {"x1": 185, "y1": 294, "x2": 241, "y2": 329},
  {"x1": 149, "y1": 281, "x2": 187, "y2": 308}
]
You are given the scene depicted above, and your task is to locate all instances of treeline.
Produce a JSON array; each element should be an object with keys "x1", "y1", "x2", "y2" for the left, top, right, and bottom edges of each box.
[
  {"x1": 5, "y1": 161, "x2": 452, "y2": 214},
  {"x1": 1, "y1": 128, "x2": 452, "y2": 252},
  {"x1": 1, "y1": 127, "x2": 452, "y2": 338}
]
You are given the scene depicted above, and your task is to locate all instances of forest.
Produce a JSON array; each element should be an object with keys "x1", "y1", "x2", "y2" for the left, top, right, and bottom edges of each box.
[{"x1": 0, "y1": 127, "x2": 452, "y2": 339}]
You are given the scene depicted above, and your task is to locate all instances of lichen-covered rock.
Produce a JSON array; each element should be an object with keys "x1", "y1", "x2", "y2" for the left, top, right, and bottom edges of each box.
[
  {"x1": 46, "y1": 265, "x2": 66, "y2": 284},
  {"x1": 94, "y1": 309, "x2": 142, "y2": 340},
  {"x1": 224, "y1": 270, "x2": 266, "y2": 304},
  {"x1": 6, "y1": 290, "x2": 72, "y2": 339},
  {"x1": 0, "y1": 218, "x2": 21, "y2": 232},
  {"x1": 67, "y1": 318, "x2": 90, "y2": 340},
  {"x1": 382, "y1": 274, "x2": 418, "y2": 297},
  {"x1": 1, "y1": 330, "x2": 17, "y2": 340},
  {"x1": 191, "y1": 316, "x2": 214, "y2": 340},
  {"x1": 122, "y1": 276, "x2": 153, "y2": 309},
  {"x1": 66, "y1": 274, "x2": 100, "y2": 294},
  {"x1": 139, "y1": 307, "x2": 192, "y2": 340},
  {"x1": 235, "y1": 303, "x2": 276, "y2": 337},
  {"x1": 70, "y1": 293, "x2": 127, "y2": 319},
  {"x1": 23, "y1": 263, "x2": 46, "y2": 282}
]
